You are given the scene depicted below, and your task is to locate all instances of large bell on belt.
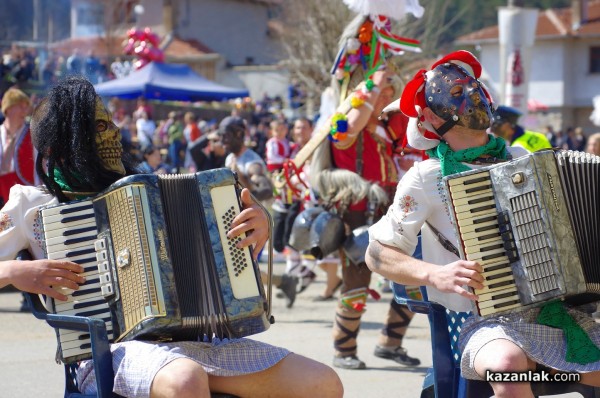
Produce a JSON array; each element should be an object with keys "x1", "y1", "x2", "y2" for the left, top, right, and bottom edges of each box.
[
  {"x1": 288, "y1": 206, "x2": 325, "y2": 252},
  {"x1": 308, "y1": 211, "x2": 346, "y2": 260},
  {"x1": 342, "y1": 225, "x2": 370, "y2": 267}
]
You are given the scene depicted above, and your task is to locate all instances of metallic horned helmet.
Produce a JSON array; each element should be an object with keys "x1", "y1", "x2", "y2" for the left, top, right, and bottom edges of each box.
[{"x1": 424, "y1": 62, "x2": 493, "y2": 133}]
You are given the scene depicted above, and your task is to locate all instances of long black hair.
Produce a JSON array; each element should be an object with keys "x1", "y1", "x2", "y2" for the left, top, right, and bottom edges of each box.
[{"x1": 31, "y1": 76, "x2": 137, "y2": 202}]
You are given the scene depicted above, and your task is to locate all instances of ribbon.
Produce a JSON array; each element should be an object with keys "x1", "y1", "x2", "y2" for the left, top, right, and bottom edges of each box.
[{"x1": 537, "y1": 301, "x2": 600, "y2": 365}]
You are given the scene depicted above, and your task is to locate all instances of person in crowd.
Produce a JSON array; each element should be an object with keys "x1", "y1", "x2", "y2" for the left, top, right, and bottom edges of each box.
[
  {"x1": 138, "y1": 145, "x2": 170, "y2": 175},
  {"x1": 167, "y1": 111, "x2": 185, "y2": 173},
  {"x1": 66, "y1": 48, "x2": 82, "y2": 76},
  {"x1": 0, "y1": 76, "x2": 343, "y2": 398},
  {"x1": 190, "y1": 131, "x2": 226, "y2": 172},
  {"x1": 265, "y1": 120, "x2": 291, "y2": 173},
  {"x1": 289, "y1": 116, "x2": 341, "y2": 299},
  {"x1": 183, "y1": 111, "x2": 202, "y2": 171},
  {"x1": 586, "y1": 132, "x2": 600, "y2": 156},
  {"x1": 567, "y1": 126, "x2": 587, "y2": 152},
  {"x1": 135, "y1": 111, "x2": 156, "y2": 150},
  {"x1": 0, "y1": 88, "x2": 35, "y2": 207},
  {"x1": 490, "y1": 105, "x2": 551, "y2": 152},
  {"x1": 218, "y1": 116, "x2": 300, "y2": 308},
  {"x1": 366, "y1": 50, "x2": 600, "y2": 398}
]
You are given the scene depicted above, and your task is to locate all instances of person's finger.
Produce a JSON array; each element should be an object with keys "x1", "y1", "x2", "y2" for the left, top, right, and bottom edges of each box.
[
  {"x1": 455, "y1": 285, "x2": 478, "y2": 301},
  {"x1": 48, "y1": 268, "x2": 86, "y2": 284},
  {"x1": 53, "y1": 260, "x2": 85, "y2": 274},
  {"x1": 40, "y1": 286, "x2": 69, "y2": 301},
  {"x1": 49, "y1": 276, "x2": 80, "y2": 292}
]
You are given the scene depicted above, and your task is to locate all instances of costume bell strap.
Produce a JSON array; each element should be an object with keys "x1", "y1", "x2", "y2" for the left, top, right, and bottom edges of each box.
[
  {"x1": 425, "y1": 134, "x2": 507, "y2": 177},
  {"x1": 536, "y1": 301, "x2": 600, "y2": 365}
]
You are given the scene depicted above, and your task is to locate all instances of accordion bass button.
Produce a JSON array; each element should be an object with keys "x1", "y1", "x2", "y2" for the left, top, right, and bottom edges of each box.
[{"x1": 511, "y1": 172, "x2": 525, "y2": 185}]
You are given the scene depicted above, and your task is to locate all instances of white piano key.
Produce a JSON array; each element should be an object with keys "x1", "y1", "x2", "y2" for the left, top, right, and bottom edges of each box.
[
  {"x1": 452, "y1": 191, "x2": 495, "y2": 207},
  {"x1": 41, "y1": 201, "x2": 93, "y2": 216},
  {"x1": 455, "y1": 207, "x2": 497, "y2": 222},
  {"x1": 45, "y1": 229, "x2": 98, "y2": 247},
  {"x1": 42, "y1": 207, "x2": 95, "y2": 225},
  {"x1": 453, "y1": 199, "x2": 497, "y2": 214},
  {"x1": 477, "y1": 287, "x2": 518, "y2": 304},
  {"x1": 43, "y1": 219, "x2": 97, "y2": 239}
]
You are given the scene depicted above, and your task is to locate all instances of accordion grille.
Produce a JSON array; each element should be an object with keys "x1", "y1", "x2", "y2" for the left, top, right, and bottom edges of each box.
[
  {"x1": 509, "y1": 191, "x2": 559, "y2": 296},
  {"x1": 106, "y1": 186, "x2": 160, "y2": 330}
]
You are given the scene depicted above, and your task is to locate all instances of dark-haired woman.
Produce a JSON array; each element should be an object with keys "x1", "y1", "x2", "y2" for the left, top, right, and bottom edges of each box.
[{"x1": 0, "y1": 77, "x2": 343, "y2": 398}]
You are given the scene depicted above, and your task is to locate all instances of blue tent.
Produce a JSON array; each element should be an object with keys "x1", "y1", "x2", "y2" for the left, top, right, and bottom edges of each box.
[{"x1": 94, "y1": 62, "x2": 249, "y2": 101}]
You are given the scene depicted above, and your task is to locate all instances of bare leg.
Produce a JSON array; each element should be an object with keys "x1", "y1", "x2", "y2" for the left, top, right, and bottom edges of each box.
[
  {"x1": 579, "y1": 371, "x2": 600, "y2": 387},
  {"x1": 150, "y1": 358, "x2": 211, "y2": 398},
  {"x1": 473, "y1": 339, "x2": 536, "y2": 398},
  {"x1": 209, "y1": 353, "x2": 344, "y2": 398},
  {"x1": 318, "y1": 261, "x2": 342, "y2": 298}
]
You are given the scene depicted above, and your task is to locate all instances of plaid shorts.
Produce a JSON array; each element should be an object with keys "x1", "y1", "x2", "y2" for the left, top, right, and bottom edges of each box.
[
  {"x1": 77, "y1": 338, "x2": 290, "y2": 397},
  {"x1": 459, "y1": 306, "x2": 600, "y2": 380}
]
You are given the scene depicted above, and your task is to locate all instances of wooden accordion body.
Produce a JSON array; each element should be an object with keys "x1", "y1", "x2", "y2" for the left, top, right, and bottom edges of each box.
[
  {"x1": 443, "y1": 150, "x2": 600, "y2": 317},
  {"x1": 39, "y1": 168, "x2": 270, "y2": 363}
]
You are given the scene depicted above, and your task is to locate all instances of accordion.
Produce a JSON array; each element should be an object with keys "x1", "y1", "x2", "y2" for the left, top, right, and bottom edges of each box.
[
  {"x1": 39, "y1": 168, "x2": 271, "y2": 363},
  {"x1": 443, "y1": 150, "x2": 600, "y2": 317}
]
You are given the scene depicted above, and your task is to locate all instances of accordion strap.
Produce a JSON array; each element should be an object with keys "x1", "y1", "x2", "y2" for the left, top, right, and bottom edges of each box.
[{"x1": 425, "y1": 221, "x2": 460, "y2": 258}]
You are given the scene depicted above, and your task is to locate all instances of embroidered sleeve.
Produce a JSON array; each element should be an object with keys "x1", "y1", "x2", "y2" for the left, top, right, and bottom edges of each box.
[{"x1": 369, "y1": 165, "x2": 431, "y2": 256}]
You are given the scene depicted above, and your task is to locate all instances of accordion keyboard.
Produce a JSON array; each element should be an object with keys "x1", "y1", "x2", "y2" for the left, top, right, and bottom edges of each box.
[
  {"x1": 447, "y1": 171, "x2": 521, "y2": 316},
  {"x1": 41, "y1": 200, "x2": 113, "y2": 363}
]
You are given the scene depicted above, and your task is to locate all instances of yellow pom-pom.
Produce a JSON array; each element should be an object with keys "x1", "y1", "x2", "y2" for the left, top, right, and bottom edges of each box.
[{"x1": 350, "y1": 95, "x2": 365, "y2": 108}]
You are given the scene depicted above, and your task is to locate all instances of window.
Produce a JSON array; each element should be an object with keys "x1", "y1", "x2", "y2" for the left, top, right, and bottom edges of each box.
[{"x1": 590, "y1": 46, "x2": 600, "y2": 74}]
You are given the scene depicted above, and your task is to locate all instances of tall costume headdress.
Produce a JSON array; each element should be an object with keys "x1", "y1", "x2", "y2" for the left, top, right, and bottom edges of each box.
[{"x1": 309, "y1": 0, "x2": 424, "y2": 207}]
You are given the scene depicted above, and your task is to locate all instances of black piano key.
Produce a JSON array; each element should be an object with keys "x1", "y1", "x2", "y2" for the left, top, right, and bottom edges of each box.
[
  {"x1": 470, "y1": 204, "x2": 497, "y2": 213},
  {"x1": 485, "y1": 262, "x2": 510, "y2": 272},
  {"x1": 465, "y1": 184, "x2": 492, "y2": 194},
  {"x1": 63, "y1": 225, "x2": 97, "y2": 236},
  {"x1": 473, "y1": 215, "x2": 497, "y2": 225},
  {"x1": 490, "y1": 291, "x2": 518, "y2": 300},
  {"x1": 488, "y1": 280, "x2": 514, "y2": 289},
  {"x1": 479, "y1": 243, "x2": 504, "y2": 252},
  {"x1": 72, "y1": 286, "x2": 102, "y2": 297},
  {"x1": 62, "y1": 214, "x2": 94, "y2": 223},
  {"x1": 59, "y1": 203, "x2": 93, "y2": 214},
  {"x1": 467, "y1": 195, "x2": 494, "y2": 205},
  {"x1": 493, "y1": 299, "x2": 521, "y2": 309},
  {"x1": 64, "y1": 235, "x2": 97, "y2": 245},
  {"x1": 461, "y1": 176, "x2": 490, "y2": 185},
  {"x1": 65, "y1": 248, "x2": 96, "y2": 257},
  {"x1": 481, "y1": 251, "x2": 507, "y2": 261},
  {"x1": 75, "y1": 307, "x2": 109, "y2": 317},
  {"x1": 485, "y1": 271, "x2": 513, "y2": 281},
  {"x1": 72, "y1": 298, "x2": 105, "y2": 309},
  {"x1": 74, "y1": 257, "x2": 96, "y2": 266}
]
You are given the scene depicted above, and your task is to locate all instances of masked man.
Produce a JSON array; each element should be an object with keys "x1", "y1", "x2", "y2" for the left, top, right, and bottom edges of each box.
[{"x1": 366, "y1": 50, "x2": 600, "y2": 398}]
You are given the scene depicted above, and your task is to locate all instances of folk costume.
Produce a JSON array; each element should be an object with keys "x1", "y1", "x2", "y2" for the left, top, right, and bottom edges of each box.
[{"x1": 308, "y1": 1, "x2": 424, "y2": 369}]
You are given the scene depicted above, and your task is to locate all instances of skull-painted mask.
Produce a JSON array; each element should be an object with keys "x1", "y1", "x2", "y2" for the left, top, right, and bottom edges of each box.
[
  {"x1": 94, "y1": 97, "x2": 125, "y2": 175},
  {"x1": 425, "y1": 62, "x2": 492, "y2": 131}
]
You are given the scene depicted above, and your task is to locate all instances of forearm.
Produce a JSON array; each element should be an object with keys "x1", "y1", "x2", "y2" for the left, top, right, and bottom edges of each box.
[
  {"x1": 0, "y1": 260, "x2": 13, "y2": 289},
  {"x1": 366, "y1": 240, "x2": 437, "y2": 287}
]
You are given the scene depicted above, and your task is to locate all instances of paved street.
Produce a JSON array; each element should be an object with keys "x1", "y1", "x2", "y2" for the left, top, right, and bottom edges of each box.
[{"x1": 0, "y1": 263, "x2": 586, "y2": 397}]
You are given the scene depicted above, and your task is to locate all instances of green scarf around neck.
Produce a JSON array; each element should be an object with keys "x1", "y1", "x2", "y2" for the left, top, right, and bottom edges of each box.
[{"x1": 426, "y1": 134, "x2": 507, "y2": 177}]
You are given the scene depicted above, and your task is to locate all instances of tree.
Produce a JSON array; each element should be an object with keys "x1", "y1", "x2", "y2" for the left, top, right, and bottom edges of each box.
[{"x1": 277, "y1": 0, "x2": 353, "y2": 114}]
